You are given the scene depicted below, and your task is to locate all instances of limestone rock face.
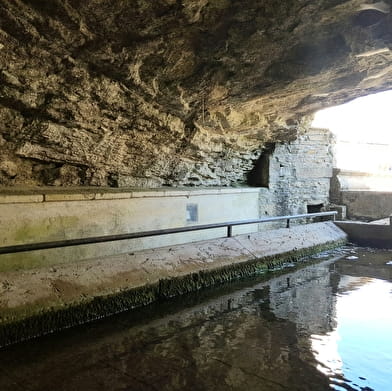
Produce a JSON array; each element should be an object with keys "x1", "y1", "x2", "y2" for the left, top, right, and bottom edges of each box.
[{"x1": 0, "y1": 0, "x2": 391, "y2": 186}]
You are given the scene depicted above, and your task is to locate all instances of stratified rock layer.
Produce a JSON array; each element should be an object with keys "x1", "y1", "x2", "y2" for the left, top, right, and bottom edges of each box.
[{"x1": 0, "y1": 0, "x2": 391, "y2": 186}]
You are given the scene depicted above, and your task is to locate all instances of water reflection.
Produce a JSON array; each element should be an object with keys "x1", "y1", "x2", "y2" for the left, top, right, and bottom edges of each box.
[{"x1": 0, "y1": 248, "x2": 391, "y2": 391}]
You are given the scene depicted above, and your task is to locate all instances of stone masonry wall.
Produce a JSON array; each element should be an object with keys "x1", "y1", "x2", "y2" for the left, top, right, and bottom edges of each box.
[{"x1": 259, "y1": 127, "x2": 334, "y2": 217}]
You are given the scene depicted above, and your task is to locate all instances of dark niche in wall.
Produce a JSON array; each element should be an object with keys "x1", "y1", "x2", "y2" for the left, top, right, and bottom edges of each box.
[
  {"x1": 247, "y1": 143, "x2": 275, "y2": 187},
  {"x1": 307, "y1": 203, "x2": 324, "y2": 213}
]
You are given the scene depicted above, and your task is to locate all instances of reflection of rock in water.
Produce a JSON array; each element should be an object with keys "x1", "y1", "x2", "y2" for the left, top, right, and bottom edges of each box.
[
  {"x1": 268, "y1": 261, "x2": 338, "y2": 335},
  {"x1": 0, "y1": 261, "x2": 339, "y2": 391},
  {"x1": 125, "y1": 309, "x2": 330, "y2": 391},
  {"x1": 2, "y1": 251, "x2": 390, "y2": 391}
]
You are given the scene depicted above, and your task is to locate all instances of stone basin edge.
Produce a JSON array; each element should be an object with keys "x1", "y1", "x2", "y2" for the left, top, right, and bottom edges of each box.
[{"x1": 0, "y1": 222, "x2": 347, "y2": 347}]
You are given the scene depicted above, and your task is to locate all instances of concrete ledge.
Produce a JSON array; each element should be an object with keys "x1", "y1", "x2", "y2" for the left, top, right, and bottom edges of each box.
[
  {"x1": 44, "y1": 193, "x2": 96, "y2": 202},
  {"x1": 0, "y1": 187, "x2": 261, "y2": 204},
  {"x1": 0, "y1": 221, "x2": 346, "y2": 347},
  {"x1": 94, "y1": 192, "x2": 133, "y2": 200},
  {"x1": 0, "y1": 194, "x2": 44, "y2": 204},
  {"x1": 335, "y1": 220, "x2": 392, "y2": 248},
  {"x1": 340, "y1": 190, "x2": 392, "y2": 220}
]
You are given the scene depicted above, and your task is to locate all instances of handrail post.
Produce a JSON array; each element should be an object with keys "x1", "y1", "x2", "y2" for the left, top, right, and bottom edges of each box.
[
  {"x1": 286, "y1": 219, "x2": 290, "y2": 228},
  {"x1": 227, "y1": 225, "x2": 232, "y2": 237}
]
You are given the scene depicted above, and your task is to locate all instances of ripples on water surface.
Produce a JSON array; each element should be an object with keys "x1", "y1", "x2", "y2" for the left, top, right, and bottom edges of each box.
[{"x1": 0, "y1": 247, "x2": 391, "y2": 391}]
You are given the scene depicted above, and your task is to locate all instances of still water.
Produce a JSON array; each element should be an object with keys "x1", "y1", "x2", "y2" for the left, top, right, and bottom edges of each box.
[{"x1": 0, "y1": 247, "x2": 391, "y2": 391}]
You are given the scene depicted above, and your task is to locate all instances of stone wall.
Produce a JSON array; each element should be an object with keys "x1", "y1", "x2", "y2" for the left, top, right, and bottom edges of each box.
[
  {"x1": 259, "y1": 127, "x2": 334, "y2": 217},
  {"x1": 330, "y1": 170, "x2": 392, "y2": 220},
  {"x1": 331, "y1": 169, "x2": 392, "y2": 195},
  {"x1": 340, "y1": 191, "x2": 392, "y2": 221}
]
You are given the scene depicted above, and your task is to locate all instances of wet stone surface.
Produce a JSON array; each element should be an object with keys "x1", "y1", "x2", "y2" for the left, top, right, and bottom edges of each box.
[{"x1": 0, "y1": 246, "x2": 391, "y2": 391}]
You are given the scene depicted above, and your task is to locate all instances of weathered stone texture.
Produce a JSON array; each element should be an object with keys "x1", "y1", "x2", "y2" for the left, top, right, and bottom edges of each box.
[
  {"x1": 259, "y1": 127, "x2": 334, "y2": 217},
  {"x1": 0, "y1": 0, "x2": 391, "y2": 186}
]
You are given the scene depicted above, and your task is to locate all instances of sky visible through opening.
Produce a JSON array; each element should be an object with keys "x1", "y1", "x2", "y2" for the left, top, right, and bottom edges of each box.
[{"x1": 312, "y1": 90, "x2": 392, "y2": 174}]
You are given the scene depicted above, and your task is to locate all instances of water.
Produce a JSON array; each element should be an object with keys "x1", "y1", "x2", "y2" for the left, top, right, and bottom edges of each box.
[{"x1": 0, "y1": 247, "x2": 391, "y2": 391}]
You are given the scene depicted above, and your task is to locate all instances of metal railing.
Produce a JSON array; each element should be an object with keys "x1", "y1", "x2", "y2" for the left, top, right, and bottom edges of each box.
[{"x1": 0, "y1": 211, "x2": 337, "y2": 255}]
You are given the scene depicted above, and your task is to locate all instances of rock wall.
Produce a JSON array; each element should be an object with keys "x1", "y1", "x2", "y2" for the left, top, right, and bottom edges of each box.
[{"x1": 0, "y1": 0, "x2": 391, "y2": 187}]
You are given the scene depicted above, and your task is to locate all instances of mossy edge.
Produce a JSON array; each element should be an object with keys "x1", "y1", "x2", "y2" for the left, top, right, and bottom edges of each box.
[{"x1": 0, "y1": 239, "x2": 346, "y2": 347}]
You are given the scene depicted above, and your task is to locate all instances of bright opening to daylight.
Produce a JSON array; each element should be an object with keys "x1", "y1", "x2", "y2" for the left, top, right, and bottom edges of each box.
[{"x1": 312, "y1": 90, "x2": 392, "y2": 191}]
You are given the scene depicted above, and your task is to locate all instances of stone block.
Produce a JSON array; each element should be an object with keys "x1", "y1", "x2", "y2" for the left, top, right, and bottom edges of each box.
[
  {"x1": 0, "y1": 194, "x2": 44, "y2": 204},
  {"x1": 131, "y1": 191, "x2": 166, "y2": 198},
  {"x1": 44, "y1": 193, "x2": 96, "y2": 202},
  {"x1": 295, "y1": 167, "x2": 333, "y2": 178},
  {"x1": 329, "y1": 204, "x2": 347, "y2": 220},
  {"x1": 163, "y1": 190, "x2": 190, "y2": 197},
  {"x1": 94, "y1": 192, "x2": 133, "y2": 200}
]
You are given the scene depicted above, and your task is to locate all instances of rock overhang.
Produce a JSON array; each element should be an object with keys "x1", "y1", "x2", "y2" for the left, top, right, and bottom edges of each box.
[{"x1": 0, "y1": 0, "x2": 391, "y2": 186}]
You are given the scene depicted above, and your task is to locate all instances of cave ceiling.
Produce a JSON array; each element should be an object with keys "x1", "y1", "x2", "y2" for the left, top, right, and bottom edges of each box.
[{"x1": 0, "y1": 0, "x2": 391, "y2": 187}]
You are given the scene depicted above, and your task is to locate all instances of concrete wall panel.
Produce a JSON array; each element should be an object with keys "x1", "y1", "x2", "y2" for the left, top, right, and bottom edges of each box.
[{"x1": 0, "y1": 188, "x2": 260, "y2": 271}]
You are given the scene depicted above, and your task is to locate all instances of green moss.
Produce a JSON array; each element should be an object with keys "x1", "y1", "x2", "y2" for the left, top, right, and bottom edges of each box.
[
  {"x1": 13, "y1": 216, "x2": 79, "y2": 243},
  {"x1": 0, "y1": 239, "x2": 346, "y2": 347},
  {"x1": 0, "y1": 216, "x2": 83, "y2": 272},
  {"x1": 0, "y1": 252, "x2": 47, "y2": 272}
]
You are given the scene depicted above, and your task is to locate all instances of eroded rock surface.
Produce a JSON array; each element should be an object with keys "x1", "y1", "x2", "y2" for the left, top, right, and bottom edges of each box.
[{"x1": 0, "y1": 0, "x2": 391, "y2": 186}]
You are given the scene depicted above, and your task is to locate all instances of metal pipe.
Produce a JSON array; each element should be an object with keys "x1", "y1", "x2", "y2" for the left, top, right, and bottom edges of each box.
[{"x1": 0, "y1": 211, "x2": 337, "y2": 255}]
